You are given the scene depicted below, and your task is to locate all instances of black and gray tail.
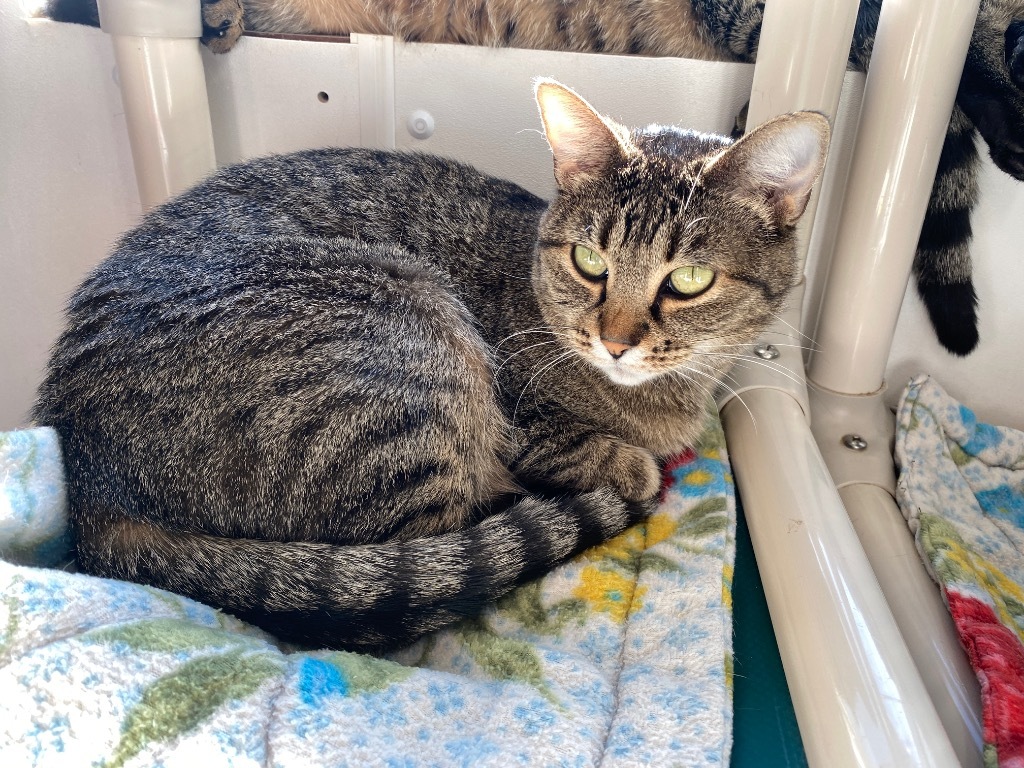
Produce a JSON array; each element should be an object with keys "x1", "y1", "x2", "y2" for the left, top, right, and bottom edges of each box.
[
  {"x1": 84, "y1": 490, "x2": 649, "y2": 651},
  {"x1": 41, "y1": 0, "x2": 98, "y2": 27},
  {"x1": 913, "y1": 106, "x2": 981, "y2": 356}
]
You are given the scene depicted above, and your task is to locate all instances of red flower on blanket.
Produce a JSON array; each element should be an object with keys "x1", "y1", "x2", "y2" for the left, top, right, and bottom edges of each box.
[
  {"x1": 946, "y1": 591, "x2": 1024, "y2": 765},
  {"x1": 661, "y1": 448, "x2": 697, "y2": 501}
]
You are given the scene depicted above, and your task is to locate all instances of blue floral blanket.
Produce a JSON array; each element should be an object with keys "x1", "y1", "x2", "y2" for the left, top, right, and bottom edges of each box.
[
  {"x1": 0, "y1": 424, "x2": 735, "y2": 767},
  {"x1": 895, "y1": 375, "x2": 1024, "y2": 766}
]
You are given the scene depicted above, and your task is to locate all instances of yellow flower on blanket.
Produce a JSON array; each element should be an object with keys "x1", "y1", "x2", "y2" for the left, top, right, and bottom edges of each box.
[
  {"x1": 922, "y1": 514, "x2": 1024, "y2": 644},
  {"x1": 722, "y1": 563, "x2": 734, "y2": 613},
  {"x1": 572, "y1": 565, "x2": 647, "y2": 623},
  {"x1": 645, "y1": 513, "x2": 677, "y2": 549},
  {"x1": 682, "y1": 469, "x2": 715, "y2": 487},
  {"x1": 585, "y1": 513, "x2": 677, "y2": 566}
]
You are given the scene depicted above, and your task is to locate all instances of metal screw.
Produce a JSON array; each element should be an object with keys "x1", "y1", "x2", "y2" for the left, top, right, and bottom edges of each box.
[
  {"x1": 842, "y1": 434, "x2": 868, "y2": 451},
  {"x1": 753, "y1": 342, "x2": 780, "y2": 360}
]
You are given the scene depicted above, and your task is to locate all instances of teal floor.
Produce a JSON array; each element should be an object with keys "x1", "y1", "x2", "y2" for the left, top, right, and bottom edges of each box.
[{"x1": 731, "y1": 502, "x2": 807, "y2": 768}]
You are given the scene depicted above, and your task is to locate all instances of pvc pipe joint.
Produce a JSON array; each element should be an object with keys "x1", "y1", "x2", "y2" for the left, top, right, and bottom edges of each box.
[
  {"x1": 97, "y1": 0, "x2": 202, "y2": 38},
  {"x1": 96, "y1": 0, "x2": 216, "y2": 210}
]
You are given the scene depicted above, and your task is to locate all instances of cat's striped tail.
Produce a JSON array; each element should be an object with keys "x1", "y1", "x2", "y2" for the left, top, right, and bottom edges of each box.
[
  {"x1": 80, "y1": 490, "x2": 650, "y2": 651},
  {"x1": 913, "y1": 106, "x2": 981, "y2": 356}
]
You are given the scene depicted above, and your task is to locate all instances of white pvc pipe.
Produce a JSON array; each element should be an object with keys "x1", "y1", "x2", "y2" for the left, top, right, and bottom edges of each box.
[
  {"x1": 98, "y1": 0, "x2": 216, "y2": 209},
  {"x1": 840, "y1": 483, "x2": 984, "y2": 766},
  {"x1": 808, "y1": 384, "x2": 983, "y2": 767},
  {"x1": 744, "y1": 0, "x2": 860, "y2": 272},
  {"x1": 730, "y1": 1, "x2": 985, "y2": 762},
  {"x1": 720, "y1": 0, "x2": 859, "y2": 415},
  {"x1": 722, "y1": 391, "x2": 959, "y2": 768},
  {"x1": 807, "y1": 0, "x2": 981, "y2": 394}
]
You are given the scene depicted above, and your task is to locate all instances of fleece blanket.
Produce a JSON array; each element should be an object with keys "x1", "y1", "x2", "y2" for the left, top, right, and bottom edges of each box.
[
  {"x1": 895, "y1": 375, "x2": 1024, "y2": 768},
  {"x1": 0, "y1": 422, "x2": 735, "y2": 767}
]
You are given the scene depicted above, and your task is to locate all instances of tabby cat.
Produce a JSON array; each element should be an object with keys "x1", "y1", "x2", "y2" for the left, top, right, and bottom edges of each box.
[
  {"x1": 43, "y1": 0, "x2": 1024, "y2": 354},
  {"x1": 34, "y1": 81, "x2": 829, "y2": 650}
]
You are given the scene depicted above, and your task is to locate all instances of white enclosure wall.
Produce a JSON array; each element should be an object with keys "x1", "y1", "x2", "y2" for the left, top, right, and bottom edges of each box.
[
  {"x1": 887, "y1": 159, "x2": 1024, "y2": 429},
  {"x1": 0, "y1": 9, "x2": 140, "y2": 431}
]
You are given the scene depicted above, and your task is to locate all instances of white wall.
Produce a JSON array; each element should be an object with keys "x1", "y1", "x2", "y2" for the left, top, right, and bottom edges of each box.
[
  {"x1": 0, "y1": 7, "x2": 140, "y2": 430},
  {"x1": 3, "y1": 18, "x2": 1024, "y2": 433},
  {"x1": 885, "y1": 154, "x2": 1024, "y2": 430}
]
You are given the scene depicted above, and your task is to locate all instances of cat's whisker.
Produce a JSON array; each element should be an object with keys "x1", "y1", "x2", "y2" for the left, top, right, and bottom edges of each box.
[
  {"x1": 678, "y1": 363, "x2": 757, "y2": 432},
  {"x1": 684, "y1": 216, "x2": 708, "y2": 232},
  {"x1": 682, "y1": 156, "x2": 711, "y2": 213},
  {"x1": 706, "y1": 341, "x2": 815, "y2": 354},
  {"x1": 767, "y1": 311, "x2": 817, "y2": 346},
  {"x1": 512, "y1": 350, "x2": 578, "y2": 426},
  {"x1": 700, "y1": 351, "x2": 805, "y2": 388},
  {"x1": 511, "y1": 350, "x2": 579, "y2": 426},
  {"x1": 493, "y1": 339, "x2": 562, "y2": 378},
  {"x1": 672, "y1": 363, "x2": 746, "y2": 424},
  {"x1": 527, "y1": 350, "x2": 578, "y2": 394},
  {"x1": 493, "y1": 270, "x2": 534, "y2": 282},
  {"x1": 750, "y1": 330, "x2": 820, "y2": 354},
  {"x1": 495, "y1": 326, "x2": 574, "y2": 349},
  {"x1": 669, "y1": 368, "x2": 716, "y2": 406}
]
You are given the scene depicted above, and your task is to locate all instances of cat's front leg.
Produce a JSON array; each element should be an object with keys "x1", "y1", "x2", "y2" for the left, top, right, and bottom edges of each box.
[{"x1": 512, "y1": 417, "x2": 662, "y2": 503}]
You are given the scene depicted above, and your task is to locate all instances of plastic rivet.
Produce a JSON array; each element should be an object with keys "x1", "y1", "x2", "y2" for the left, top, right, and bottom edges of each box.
[
  {"x1": 407, "y1": 110, "x2": 435, "y2": 140},
  {"x1": 842, "y1": 434, "x2": 868, "y2": 451},
  {"x1": 753, "y1": 343, "x2": 780, "y2": 360}
]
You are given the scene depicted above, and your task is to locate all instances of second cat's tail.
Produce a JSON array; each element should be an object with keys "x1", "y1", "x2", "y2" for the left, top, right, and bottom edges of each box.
[
  {"x1": 913, "y1": 106, "x2": 981, "y2": 356},
  {"x1": 41, "y1": 0, "x2": 99, "y2": 28},
  {"x1": 79, "y1": 489, "x2": 650, "y2": 651}
]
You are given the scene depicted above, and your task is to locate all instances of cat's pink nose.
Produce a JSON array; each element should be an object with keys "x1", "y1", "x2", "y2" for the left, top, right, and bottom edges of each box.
[{"x1": 601, "y1": 339, "x2": 631, "y2": 359}]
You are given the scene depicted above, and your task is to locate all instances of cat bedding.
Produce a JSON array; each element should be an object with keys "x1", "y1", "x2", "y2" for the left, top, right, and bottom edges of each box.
[
  {"x1": 1, "y1": 423, "x2": 736, "y2": 766},
  {"x1": 894, "y1": 376, "x2": 1024, "y2": 767}
]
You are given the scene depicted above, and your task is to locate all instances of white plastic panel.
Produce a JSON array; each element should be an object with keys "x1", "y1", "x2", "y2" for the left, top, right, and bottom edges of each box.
[
  {"x1": 202, "y1": 36, "x2": 362, "y2": 166},
  {"x1": 1, "y1": 13, "x2": 141, "y2": 431},
  {"x1": 392, "y1": 41, "x2": 753, "y2": 199}
]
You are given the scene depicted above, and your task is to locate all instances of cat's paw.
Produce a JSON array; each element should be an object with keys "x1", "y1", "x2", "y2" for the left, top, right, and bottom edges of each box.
[
  {"x1": 201, "y1": 0, "x2": 243, "y2": 54},
  {"x1": 607, "y1": 443, "x2": 662, "y2": 503}
]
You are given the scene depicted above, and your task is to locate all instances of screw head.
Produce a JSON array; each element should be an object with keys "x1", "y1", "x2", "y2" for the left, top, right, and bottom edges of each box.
[
  {"x1": 753, "y1": 343, "x2": 780, "y2": 360},
  {"x1": 842, "y1": 434, "x2": 868, "y2": 451},
  {"x1": 407, "y1": 109, "x2": 435, "y2": 140}
]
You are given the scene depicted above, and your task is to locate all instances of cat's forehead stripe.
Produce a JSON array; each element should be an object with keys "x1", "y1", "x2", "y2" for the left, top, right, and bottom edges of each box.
[{"x1": 664, "y1": 223, "x2": 683, "y2": 263}]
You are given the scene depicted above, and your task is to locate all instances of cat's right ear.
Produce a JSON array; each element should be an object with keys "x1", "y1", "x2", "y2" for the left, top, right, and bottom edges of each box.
[{"x1": 535, "y1": 79, "x2": 631, "y2": 189}]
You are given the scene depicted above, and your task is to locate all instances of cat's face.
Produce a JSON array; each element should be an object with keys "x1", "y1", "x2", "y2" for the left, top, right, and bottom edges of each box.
[{"x1": 532, "y1": 81, "x2": 830, "y2": 388}]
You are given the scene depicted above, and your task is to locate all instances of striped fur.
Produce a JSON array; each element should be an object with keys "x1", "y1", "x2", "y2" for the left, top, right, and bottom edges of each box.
[{"x1": 35, "y1": 83, "x2": 826, "y2": 650}]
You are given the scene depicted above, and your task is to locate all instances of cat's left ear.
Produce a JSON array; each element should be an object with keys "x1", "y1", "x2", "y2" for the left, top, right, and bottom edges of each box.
[
  {"x1": 708, "y1": 112, "x2": 831, "y2": 227},
  {"x1": 535, "y1": 79, "x2": 632, "y2": 189}
]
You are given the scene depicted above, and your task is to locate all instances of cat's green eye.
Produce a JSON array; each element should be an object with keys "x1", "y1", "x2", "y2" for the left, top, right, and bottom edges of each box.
[
  {"x1": 668, "y1": 265, "x2": 716, "y2": 296},
  {"x1": 572, "y1": 245, "x2": 608, "y2": 279}
]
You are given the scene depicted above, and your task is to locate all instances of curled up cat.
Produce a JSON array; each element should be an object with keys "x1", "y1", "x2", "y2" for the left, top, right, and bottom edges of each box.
[{"x1": 34, "y1": 80, "x2": 829, "y2": 651}]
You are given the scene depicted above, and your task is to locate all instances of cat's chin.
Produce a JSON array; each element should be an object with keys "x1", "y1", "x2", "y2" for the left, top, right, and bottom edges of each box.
[{"x1": 595, "y1": 364, "x2": 659, "y2": 387}]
